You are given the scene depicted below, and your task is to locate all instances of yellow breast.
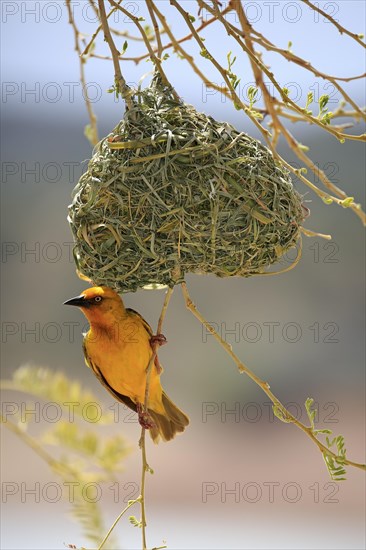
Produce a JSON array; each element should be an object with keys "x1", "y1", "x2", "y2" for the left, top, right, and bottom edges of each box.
[{"x1": 84, "y1": 316, "x2": 164, "y2": 411}]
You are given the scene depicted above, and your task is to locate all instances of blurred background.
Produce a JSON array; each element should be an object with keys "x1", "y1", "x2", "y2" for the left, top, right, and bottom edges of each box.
[{"x1": 1, "y1": 1, "x2": 365, "y2": 549}]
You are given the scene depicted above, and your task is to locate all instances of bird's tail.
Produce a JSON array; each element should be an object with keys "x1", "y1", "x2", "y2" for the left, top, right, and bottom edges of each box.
[{"x1": 149, "y1": 392, "x2": 189, "y2": 443}]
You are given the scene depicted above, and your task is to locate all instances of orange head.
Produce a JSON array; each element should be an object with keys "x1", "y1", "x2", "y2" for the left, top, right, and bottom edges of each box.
[{"x1": 64, "y1": 286, "x2": 125, "y2": 326}]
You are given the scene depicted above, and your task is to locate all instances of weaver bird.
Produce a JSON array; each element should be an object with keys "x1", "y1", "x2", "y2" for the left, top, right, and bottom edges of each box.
[{"x1": 64, "y1": 286, "x2": 189, "y2": 443}]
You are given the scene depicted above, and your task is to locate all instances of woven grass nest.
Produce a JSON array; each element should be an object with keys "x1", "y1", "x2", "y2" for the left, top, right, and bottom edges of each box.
[{"x1": 68, "y1": 76, "x2": 306, "y2": 293}]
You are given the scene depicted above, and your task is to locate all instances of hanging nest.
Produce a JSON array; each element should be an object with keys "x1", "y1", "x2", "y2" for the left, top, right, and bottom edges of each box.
[{"x1": 68, "y1": 76, "x2": 306, "y2": 293}]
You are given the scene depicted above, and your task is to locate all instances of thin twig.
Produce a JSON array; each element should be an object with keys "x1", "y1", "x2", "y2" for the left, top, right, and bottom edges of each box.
[
  {"x1": 229, "y1": 0, "x2": 280, "y2": 150},
  {"x1": 87, "y1": 0, "x2": 148, "y2": 40},
  {"x1": 97, "y1": 0, "x2": 133, "y2": 108},
  {"x1": 108, "y1": 0, "x2": 179, "y2": 100},
  {"x1": 97, "y1": 498, "x2": 141, "y2": 550},
  {"x1": 139, "y1": 286, "x2": 174, "y2": 550},
  {"x1": 181, "y1": 282, "x2": 366, "y2": 473},
  {"x1": 197, "y1": 0, "x2": 365, "y2": 224},
  {"x1": 148, "y1": 1, "x2": 255, "y2": 113},
  {"x1": 231, "y1": 1, "x2": 350, "y2": 198},
  {"x1": 66, "y1": 0, "x2": 99, "y2": 146},
  {"x1": 208, "y1": 0, "x2": 366, "y2": 132},
  {"x1": 205, "y1": 1, "x2": 366, "y2": 131},
  {"x1": 114, "y1": 5, "x2": 232, "y2": 65},
  {"x1": 301, "y1": 0, "x2": 366, "y2": 48},
  {"x1": 146, "y1": 0, "x2": 163, "y2": 59},
  {"x1": 156, "y1": 1, "x2": 269, "y2": 136},
  {"x1": 82, "y1": 0, "x2": 123, "y2": 56},
  {"x1": 224, "y1": 12, "x2": 365, "y2": 120}
]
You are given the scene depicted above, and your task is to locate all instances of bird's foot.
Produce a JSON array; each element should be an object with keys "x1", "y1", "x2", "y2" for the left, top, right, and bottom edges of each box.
[
  {"x1": 149, "y1": 334, "x2": 166, "y2": 374},
  {"x1": 150, "y1": 333, "x2": 167, "y2": 348},
  {"x1": 137, "y1": 402, "x2": 156, "y2": 430}
]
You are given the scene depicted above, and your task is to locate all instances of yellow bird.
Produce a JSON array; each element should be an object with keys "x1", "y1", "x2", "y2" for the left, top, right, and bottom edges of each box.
[{"x1": 64, "y1": 286, "x2": 189, "y2": 443}]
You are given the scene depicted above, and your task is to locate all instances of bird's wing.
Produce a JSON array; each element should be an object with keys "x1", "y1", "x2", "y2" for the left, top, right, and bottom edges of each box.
[
  {"x1": 125, "y1": 307, "x2": 153, "y2": 336},
  {"x1": 126, "y1": 307, "x2": 164, "y2": 374},
  {"x1": 82, "y1": 340, "x2": 137, "y2": 413}
]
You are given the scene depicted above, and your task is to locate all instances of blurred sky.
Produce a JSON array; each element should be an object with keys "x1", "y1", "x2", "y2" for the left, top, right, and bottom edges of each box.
[{"x1": 1, "y1": 1, "x2": 365, "y2": 549}]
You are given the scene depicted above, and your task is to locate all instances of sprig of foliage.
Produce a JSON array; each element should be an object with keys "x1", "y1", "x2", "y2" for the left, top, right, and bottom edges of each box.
[
  {"x1": 323, "y1": 436, "x2": 347, "y2": 481},
  {"x1": 303, "y1": 91, "x2": 314, "y2": 115},
  {"x1": 246, "y1": 86, "x2": 263, "y2": 118},
  {"x1": 318, "y1": 95, "x2": 333, "y2": 125},
  {"x1": 226, "y1": 51, "x2": 241, "y2": 91},
  {"x1": 305, "y1": 398, "x2": 347, "y2": 481},
  {"x1": 1, "y1": 365, "x2": 130, "y2": 547},
  {"x1": 4, "y1": 365, "x2": 113, "y2": 422},
  {"x1": 43, "y1": 421, "x2": 129, "y2": 474},
  {"x1": 270, "y1": 396, "x2": 363, "y2": 481},
  {"x1": 129, "y1": 515, "x2": 143, "y2": 528}
]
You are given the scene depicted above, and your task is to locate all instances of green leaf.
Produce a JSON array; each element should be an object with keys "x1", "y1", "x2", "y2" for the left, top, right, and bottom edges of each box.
[
  {"x1": 305, "y1": 91, "x2": 314, "y2": 110},
  {"x1": 250, "y1": 109, "x2": 263, "y2": 119},
  {"x1": 143, "y1": 24, "x2": 153, "y2": 37},
  {"x1": 318, "y1": 94, "x2": 331, "y2": 121},
  {"x1": 319, "y1": 94, "x2": 329, "y2": 112},
  {"x1": 321, "y1": 112, "x2": 333, "y2": 125},
  {"x1": 227, "y1": 51, "x2": 237, "y2": 72},
  {"x1": 129, "y1": 515, "x2": 142, "y2": 528},
  {"x1": 247, "y1": 86, "x2": 259, "y2": 109},
  {"x1": 323, "y1": 433, "x2": 349, "y2": 481},
  {"x1": 273, "y1": 405, "x2": 292, "y2": 423},
  {"x1": 121, "y1": 40, "x2": 128, "y2": 54},
  {"x1": 200, "y1": 48, "x2": 211, "y2": 60},
  {"x1": 340, "y1": 196, "x2": 354, "y2": 208},
  {"x1": 322, "y1": 196, "x2": 333, "y2": 205},
  {"x1": 305, "y1": 397, "x2": 320, "y2": 431}
]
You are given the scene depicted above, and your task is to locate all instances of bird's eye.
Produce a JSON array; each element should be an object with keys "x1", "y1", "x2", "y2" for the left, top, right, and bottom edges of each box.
[{"x1": 94, "y1": 296, "x2": 102, "y2": 303}]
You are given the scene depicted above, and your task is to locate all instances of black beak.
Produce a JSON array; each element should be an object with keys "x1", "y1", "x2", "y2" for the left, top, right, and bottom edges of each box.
[{"x1": 63, "y1": 295, "x2": 88, "y2": 307}]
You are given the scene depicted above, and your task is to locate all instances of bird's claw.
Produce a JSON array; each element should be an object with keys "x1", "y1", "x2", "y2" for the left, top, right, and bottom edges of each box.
[
  {"x1": 150, "y1": 333, "x2": 167, "y2": 348},
  {"x1": 137, "y1": 402, "x2": 156, "y2": 430},
  {"x1": 149, "y1": 334, "x2": 165, "y2": 373}
]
